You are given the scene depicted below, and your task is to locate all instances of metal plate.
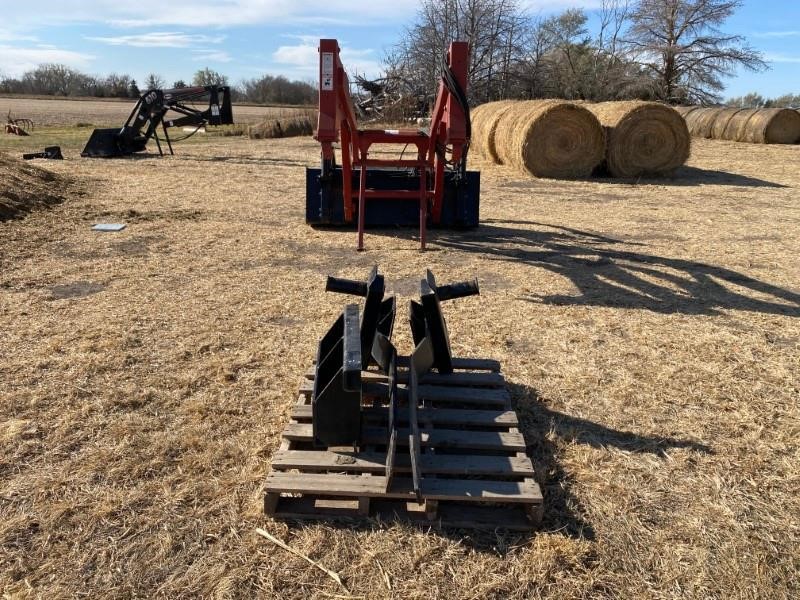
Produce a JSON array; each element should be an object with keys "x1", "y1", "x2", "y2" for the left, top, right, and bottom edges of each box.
[{"x1": 92, "y1": 223, "x2": 127, "y2": 232}]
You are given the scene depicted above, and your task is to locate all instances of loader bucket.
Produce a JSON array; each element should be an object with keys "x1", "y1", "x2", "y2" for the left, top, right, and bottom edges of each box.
[
  {"x1": 82, "y1": 127, "x2": 149, "y2": 158},
  {"x1": 81, "y1": 128, "x2": 124, "y2": 158}
]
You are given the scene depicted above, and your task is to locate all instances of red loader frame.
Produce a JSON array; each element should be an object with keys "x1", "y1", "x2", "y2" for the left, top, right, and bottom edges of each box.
[{"x1": 314, "y1": 38, "x2": 473, "y2": 250}]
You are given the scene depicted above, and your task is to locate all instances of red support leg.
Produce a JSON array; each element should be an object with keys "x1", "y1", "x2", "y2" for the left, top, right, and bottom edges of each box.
[
  {"x1": 418, "y1": 151, "x2": 427, "y2": 251},
  {"x1": 357, "y1": 157, "x2": 367, "y2": 251},
  {"x1": 341, "y1": 125, "x2": 353, "y2": 222}
]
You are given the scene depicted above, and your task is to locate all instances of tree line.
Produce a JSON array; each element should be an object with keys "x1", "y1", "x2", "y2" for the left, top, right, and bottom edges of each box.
[
  {"x1": 0, "y1": 65, "x2": 315, "y2": 105},
  {"x1": 388, "y1": 0, "x2": 775, "y2": 106},
  {"x1": 2, "y1": 1, "x2": 794, "y2": 109},
  {"x1": 725, "y1": 92, "x2": 800, "y2": 109}
]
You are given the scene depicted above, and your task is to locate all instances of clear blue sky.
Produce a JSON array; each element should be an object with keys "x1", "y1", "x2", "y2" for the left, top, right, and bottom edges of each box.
[{"x1": 0, "y1": 1, "x2": 797, "y2": 98}]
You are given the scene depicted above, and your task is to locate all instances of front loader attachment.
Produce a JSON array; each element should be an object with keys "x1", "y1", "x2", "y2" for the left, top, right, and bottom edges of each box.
[{"x1": 82, "y1": 85, "x2": 233, "y2": 158}]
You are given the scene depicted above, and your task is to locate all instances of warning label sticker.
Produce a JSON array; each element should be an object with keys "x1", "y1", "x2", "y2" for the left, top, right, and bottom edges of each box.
[{"x1": 321, "y1": 52, "x2": 334, "y2": 91}]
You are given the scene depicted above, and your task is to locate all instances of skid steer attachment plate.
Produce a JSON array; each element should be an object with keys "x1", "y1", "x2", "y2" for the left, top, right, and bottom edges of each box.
[{"x1": 306, "y1": 167, "x2": 480, "y2": 228}]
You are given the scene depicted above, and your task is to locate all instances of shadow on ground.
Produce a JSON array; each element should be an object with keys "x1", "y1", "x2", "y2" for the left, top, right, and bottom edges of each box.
[
  {"x1": 180, "y1": 155, "x2": 309, "y2": 167},
  {"x1": 428, "y1": 220, "x2": 800, "y2": 316},
  {"x1": 509, "y1": 383, "x2": 712, "y2": 542},
  {"x1": 588, "y1": 166, "x2": 787, "y2": 188}
]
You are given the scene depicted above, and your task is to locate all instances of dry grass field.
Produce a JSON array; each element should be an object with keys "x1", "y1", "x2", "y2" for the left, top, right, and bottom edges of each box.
[
  {"x1": 1, "y1": 131, "x2": 799, "y2": 598},
  {"x1": 1, "y1": 96, "x2": 308, "y2": 127}
]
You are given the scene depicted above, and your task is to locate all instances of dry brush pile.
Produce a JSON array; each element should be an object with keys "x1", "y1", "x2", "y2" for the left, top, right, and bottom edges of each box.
[
  {"x1": 0, "y1": 152, "x2": 66, "y2": 220},
  {"x1": 677, "y1": 105, "x2": 800, "y2": 144},
  {"x1": 248, "y1": 114, "x2": 315, "y2": 139}
]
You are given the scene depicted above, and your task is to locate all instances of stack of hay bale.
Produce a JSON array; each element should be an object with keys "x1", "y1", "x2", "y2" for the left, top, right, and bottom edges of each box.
[
  {"x1": 676, "y1": 106, "x2": 800, "y2": 144},
  {"x1": 472, "y1": 99, "x2": 691, "y2": 179}
]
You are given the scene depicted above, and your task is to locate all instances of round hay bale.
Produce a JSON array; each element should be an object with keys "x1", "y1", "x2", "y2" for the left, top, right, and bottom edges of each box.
[
  {"x1": 586, "y1": 101, "x2": 690, "y2": 178},
  {"x1": 741, "y1": 108, "x2": 800, "y2": 144},
  {"x1": 684, "y1": 107, "x2": 723, "y2": 138},
  {"x1": 493, "y1": 100, "x2": 605, "y2": 179},
  {"x1": 673, "y1": 105, "x2": 701, "y2": 118},
  {"x1": 471, "y1": 100, "x2": 517, "y2": 163},
  {"x1": 468, "y1": 102, "x2": 491, "y2": 154},
  {"x1": 718, "y1": 108, "x2": 760, "y2": 142},
  {"x1": 710, "y1": 108, "x2": 746, "y2": 140}
]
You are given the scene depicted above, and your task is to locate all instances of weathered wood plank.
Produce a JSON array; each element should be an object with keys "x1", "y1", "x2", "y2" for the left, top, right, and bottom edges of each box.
[
  {"x1": 299, "y1": 379, "x2": 396, "y2": 398},
  {"x1": 304, "y1": 369, "x2": 505, "y2": 388},
  {"x1": 299, "y1": 379, "x2": 509, "y2": 406},
  {"x1": 269, "y1": 497, "x2": 537, "y2": 531},
  {"x1": 311, "y1": 356, "x2": 501, "y2": 372},
  {"x1": 265, "y1": 472, "x2": 542, "y2": 503},
  {"x1": 419, "y1": 371, "x2": 505, "y2": 387},
  {"x1": 397, "y1": 356, "x2": 501, "y2": 372},
  {"x1": 282, "y1": 423, "x2": 526, "y2": 452},
  {"x1": 291, "y1": 405, "x2": 518, "y2": 428},
  {"x1": 271, "y1": 450, "x2": 534, "y2": 476},
  {"x1": 416, "y1": 385, "x2": 510, "y2": 405}
]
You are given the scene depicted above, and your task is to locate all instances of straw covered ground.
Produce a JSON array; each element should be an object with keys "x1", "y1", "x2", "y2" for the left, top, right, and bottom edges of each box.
[{"x1": 1, "y1": 135, "x2": 799, "y2": 598}]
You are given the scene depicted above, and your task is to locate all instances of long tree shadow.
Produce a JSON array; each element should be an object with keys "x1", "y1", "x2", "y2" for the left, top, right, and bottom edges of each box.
[
  {"x1": 588, "y1": 166, "x2": 787, "y2": 188},
  {"x1": 510, "y1": 383, "x2": 712, "y2": 540},
  {"x1": 433, "y1": 221, "x2": 800, "y2": 316}
]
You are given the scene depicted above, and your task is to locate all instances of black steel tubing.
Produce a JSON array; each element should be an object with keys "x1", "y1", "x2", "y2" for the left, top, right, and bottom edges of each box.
[
  {"x1": 436, "y1": 278, "x2": 480, "y2": 301},
  {"x1": 325, "y1": 276, "x2": 368, "y2": 297}
]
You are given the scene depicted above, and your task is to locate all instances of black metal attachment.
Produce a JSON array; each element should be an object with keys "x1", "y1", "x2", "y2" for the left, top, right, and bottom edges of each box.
[
  {"x1": 408, "y1": 336, "x2": 435, "y2": 501},
  {"x1": 371, "y1": 332, "x2": 400, "y2": 491},
  {"x1": 22, "y1": 146, "x2": 63, "y2": 160},
  {"x1": 312, "y1": 267, "x2": 478, "y2": 460},
  {"x1": 410, "y1": 269, "x2": 480, "y2": 374},
  {"x1": 326, "y1": 266, "x2": 396, "y2": 370},
  {"x1": 311, "y1": 304, "x2": 362, "y2": 447},
  {"x1": 81, "y1": 85, "x2": 234, "y2": 158}
]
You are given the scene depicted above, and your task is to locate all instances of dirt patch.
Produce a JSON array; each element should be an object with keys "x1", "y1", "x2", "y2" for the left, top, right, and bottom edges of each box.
[
  {"x1": 48, "y1": 281, "x2": 106, "y2": 300},
  {"x1": 0, "y1": 152, "x2": 67, "y2": 221}
]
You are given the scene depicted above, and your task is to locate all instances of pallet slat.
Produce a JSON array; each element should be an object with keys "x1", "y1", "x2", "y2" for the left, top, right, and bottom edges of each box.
[
  {"x1": 416, "y1": 384, "x2": 510, "y2": 406},
  {"x1": 291, "y1": 405, "x2": 518, "y2": 428},
  {"x1": 266, "y1": 472, "x2": 542, "y2": 503},
  {"x1": 304, "y1": 369, "x2": 505, "y2": 388},
  {"x1": 271, "y1": 450, "x2": 535, "y2": 476},
  {"x1": 311, "y1": 356, "x2": 502, "y2": 372},
  {"x1": 298, "y1": 380, "x2": 510, "y2": 406},
  {"x1": 397, "y1": 356, "x2": 501, "y2": 372},
  {"x1": 267, "y1": 497, "x2": 536, "y2": 531},
  {"x1": 282, "y1": 423, "x2": 526, "y2": 452}
]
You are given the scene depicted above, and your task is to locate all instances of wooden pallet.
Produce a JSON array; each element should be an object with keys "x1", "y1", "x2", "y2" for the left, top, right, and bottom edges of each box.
[{"x1": 265, "y1": 357, "x2": 543, "y2": 530}]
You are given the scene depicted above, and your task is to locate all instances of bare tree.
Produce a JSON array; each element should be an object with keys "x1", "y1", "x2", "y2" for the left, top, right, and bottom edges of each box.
[
  {"x1": 192, "y1": 68, "x2": 228, "y2": 87},
  {"x1": 511, "y1": 3, "x2": 651, "y2": 102},
  {"x1": 144, "y1": 73, "x2": 166, "y2": 90},
  {"x1": 625, "y1": 0, "x2": 767, "y2": 104},
  {"x1": 388, "y1": 0, "x2": 526, "y2": 104},
  {"x1": 513, "y1": 17, "x2": 556, "y2": 99}
]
